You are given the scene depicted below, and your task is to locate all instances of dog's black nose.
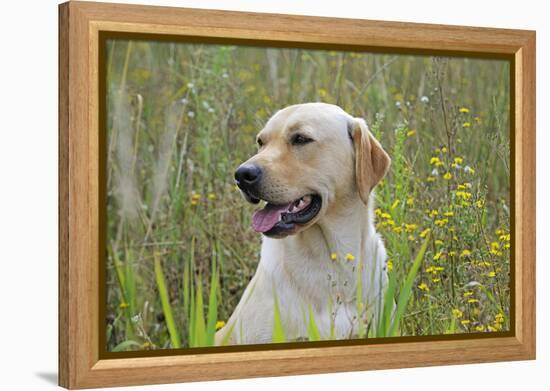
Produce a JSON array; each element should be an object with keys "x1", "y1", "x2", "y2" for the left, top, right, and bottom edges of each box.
[{"x1": 235, "y1": 164, "x2": 262, "y2": 190}]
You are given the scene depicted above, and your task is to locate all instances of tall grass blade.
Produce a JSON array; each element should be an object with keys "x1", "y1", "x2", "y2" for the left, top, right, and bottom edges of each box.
[
  {"x1": 154, "y1": 252, "x2": 182, "y2": 348},
  {"x1": 390, "y1": 232, "x2": 431, "y2": 336},
  {"x1": 192, "y1": 276, "x2": 207, "y2": 347},
  {"x1": 125, "y1": 248, "x2": 137, "y2": 318},
  {"x1": 307, "y1": 306, "x2": 321, "y2": 342},
  {"x1": 205, "y1": 267, "x2": 219, "y2": 346},
  {"x1": 272, "y1": 292, "x2": 286, "y2": 343},
  {"x1": 378, "y1": 270, "x2": 397, "y2": 337}
]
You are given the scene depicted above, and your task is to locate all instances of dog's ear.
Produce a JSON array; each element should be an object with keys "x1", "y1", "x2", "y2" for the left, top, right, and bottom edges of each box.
[{"x1": 349, "y1": 118, "x2": 391, "y2": 205}]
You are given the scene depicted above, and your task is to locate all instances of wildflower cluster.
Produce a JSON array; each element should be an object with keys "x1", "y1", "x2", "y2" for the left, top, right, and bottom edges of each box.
[{"x1": 374, "y1": 102, "x2": 510, "y2": 336}]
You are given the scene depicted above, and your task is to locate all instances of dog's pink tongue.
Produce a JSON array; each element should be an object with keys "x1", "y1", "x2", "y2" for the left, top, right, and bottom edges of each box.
[{"x1": 252, "y1": 203, "x2": 291, "y2": 233}]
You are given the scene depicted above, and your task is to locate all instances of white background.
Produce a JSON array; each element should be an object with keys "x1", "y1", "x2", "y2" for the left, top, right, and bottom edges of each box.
[{"x1": 0, "y1": 0, "x2": 546, "y2": 389}]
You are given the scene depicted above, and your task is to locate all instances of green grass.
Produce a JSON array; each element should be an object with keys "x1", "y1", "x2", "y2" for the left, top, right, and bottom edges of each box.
[{"x1": 105, "y1": 41, "x2": 511, "y2": 351}]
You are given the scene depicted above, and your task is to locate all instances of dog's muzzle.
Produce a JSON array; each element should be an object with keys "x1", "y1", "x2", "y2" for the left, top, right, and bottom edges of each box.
[{"x1": 234, "y1": 163, "x2": 262, "y2": 203}]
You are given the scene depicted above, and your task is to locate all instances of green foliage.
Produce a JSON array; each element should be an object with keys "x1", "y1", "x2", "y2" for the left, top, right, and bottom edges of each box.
[
  {"x1": 272, "y1": 293, "x2": 286, "y2": 343},
  {"x1": 306, "y1": 306, "x2": 321, "y2": 342},
  {"x1": 390, "y1": 232, "x2": 431, "y2": 336},
  {"x1": 154, "y1": 252, "x2": 181, "y2": 348}
]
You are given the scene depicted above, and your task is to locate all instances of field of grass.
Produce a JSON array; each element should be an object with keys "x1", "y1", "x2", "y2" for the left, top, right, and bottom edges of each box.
[{"x1": 105, "y1": 40, "x2": 510, "y2": 351}]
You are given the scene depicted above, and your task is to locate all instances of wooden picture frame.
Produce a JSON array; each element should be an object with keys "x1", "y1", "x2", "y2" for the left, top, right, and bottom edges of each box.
[{"x1": 59, "y1": 1, "x2": 536, "y2": 388}]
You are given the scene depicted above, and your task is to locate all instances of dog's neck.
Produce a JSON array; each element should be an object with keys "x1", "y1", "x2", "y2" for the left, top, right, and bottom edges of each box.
[{"x1": 316, "y1": 192, "x2": 376, "y2": 261}]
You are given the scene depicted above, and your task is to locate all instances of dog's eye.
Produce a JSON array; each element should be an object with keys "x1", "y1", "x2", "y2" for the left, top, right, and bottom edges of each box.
[
  {"x1": 291, "y1": 134, "x2": 314, "y2": 146},
  {"x1": 257, "y1": 138, "x2": 264, "y2": 147}
]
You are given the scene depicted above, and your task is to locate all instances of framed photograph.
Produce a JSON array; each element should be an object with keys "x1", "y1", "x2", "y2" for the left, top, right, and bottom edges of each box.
[{"x1": 59, "y1": 1, "x2": 536, "y2": 389}]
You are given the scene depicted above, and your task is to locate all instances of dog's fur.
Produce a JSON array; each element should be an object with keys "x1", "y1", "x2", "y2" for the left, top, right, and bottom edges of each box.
[{"x1": 215, "y1": 103, "x2": 391, "y2": 345}]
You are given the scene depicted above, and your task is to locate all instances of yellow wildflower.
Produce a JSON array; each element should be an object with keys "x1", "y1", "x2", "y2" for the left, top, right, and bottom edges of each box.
[
  {"x1": 435, "y1": 239, "x2": 444, "y2": 245},
  {"x1": 443, "y1": 211, "x2": 454, "y2": 217},
  {"x1": 406, "y1": 196, "x2": 415, "y2": 206},
  {"x1": 406, "y1": 129, "x2": 416, "y2": 137},
  {"x1": 443, "y1": 172, "x2": 452, "y2": 180},
  {"x1": 490, "y1": 242, "x2": 502, "y2": 256},
  {"x1": 454, "y1": 157, "x2": 464, "y2": 165},
  {"x1": 208, "y1": 193, "x2": 216, "y2": 200},
  {"x1": 475, "y1": 325, "x2": 485, "y2": 332},
  {"x1": 452, "y1": 309, "x2": 463, "y2": 318},
  {"x1": 495, "y1": 313, "x2": 505, "y2": 324},
  {"x1": 499, "y1": 234, "x2": 511, "y2": 242},
  {"x1": 460, "y1": 249, "x2": 472, "y2": 257},
  {"x1": 462, "y1": 122, "x2": 471, "y2": 128},
  {"x1": 459, "y1": 107, "x2": 470, "y2": 113},
  {"x1": 429, "y1": 209, "x2": 439, "y2": 218},
  {"x1": 418, "y1": 282, "x2": 429, "y2": 291},
  {"x1": 408, "y1": 235, "x2": 415, "y2": 241},
  {"x1": 391, "y1": 199, "x2": 399, "y2": 209},
  {"x1": 441, "y1": 147, "x2": 448, "y2": 153},
  {"x1": 381, "y1": 212, "x2": 392, "y2": 219},
  {"x1": 461, "y1": 319, "x2": 471, "y2": 325},
  {"x1": 345, "y1": 253, "x2": 355, "y2": 262},
  {"x1": 487, "y1": 271, "x2": 496, "y2": 278},
  {"x1": 456, "y1": 191, "x2": 472, "y2": 200},
  {"x1": 330, "y1": 252, "x2": 337, "y2": 261},
  {"x1": 430, "y1": 156, "x2": 442, "y2": 165},
  {"x1": 435, "y1": 218, "x2": 448, "y2": 227},
  {"x1": 405, "y1": 224, "x2": 418, "y2": 232},
  {"x1": 432, "y1": 278, "x2": 441, "y2": 282},
  {"x1": 449, "y1": 251, "x2": 457, "y2": 257},
  {"x1": 463, "y1": 291, "x2": 474, "y2": 297},
  {"x1": 468, "y1": 298, "x2": 479, "y2": 304},
  {"x1": 433, "y1": 252, "x2": 442, "y2": 261},
  {"x1": 420, "y1": 228, "x2": 431, "y2": 238},
  {"x1": 393, "y1": 226, "x2": 403, "y2": 234},
  {"x1": 476, "y1": 200, "x2": 484, "y2": 208},
  {"x1": 427, "y1": 176, "x2": 436, "y2": 182},
  {"x1": 387, "y1": 259, "x2": 393, "y2": 272},
  {"x1": 215, "y1": 320, "x2": 226, "y2": 330},
  {"x1": 119, "y1": 302, "x2": 129, "y2": 309}
]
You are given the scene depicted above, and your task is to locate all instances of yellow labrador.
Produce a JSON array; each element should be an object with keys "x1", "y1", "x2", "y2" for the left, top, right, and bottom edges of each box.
[{"x1": 216, "y1": 103, "x2": 391, "y2": 345}]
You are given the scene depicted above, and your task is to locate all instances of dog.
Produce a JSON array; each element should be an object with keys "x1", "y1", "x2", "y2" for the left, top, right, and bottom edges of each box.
[{"x1": 215, "y1": 103, "x2": 391, "y2": 345}]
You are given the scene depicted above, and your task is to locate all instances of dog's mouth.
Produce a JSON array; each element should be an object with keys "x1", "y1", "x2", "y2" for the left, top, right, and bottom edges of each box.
[{"x1": 251, "y1": 194, "x2": 322, "y2": 236}]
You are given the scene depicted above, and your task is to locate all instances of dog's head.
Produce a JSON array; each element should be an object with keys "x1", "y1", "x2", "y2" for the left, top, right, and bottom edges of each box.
[{"x1": 235, "y1": 103, "x2": 390, "y2": 238}]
